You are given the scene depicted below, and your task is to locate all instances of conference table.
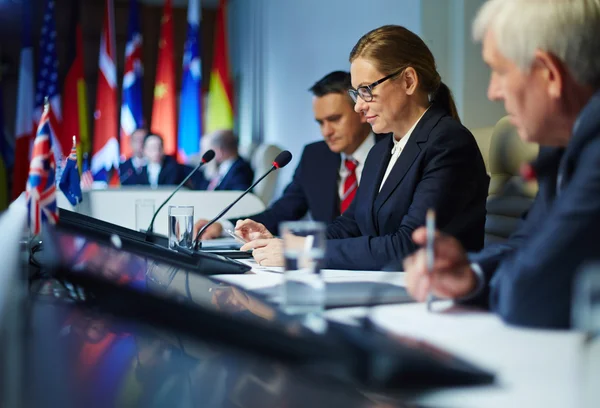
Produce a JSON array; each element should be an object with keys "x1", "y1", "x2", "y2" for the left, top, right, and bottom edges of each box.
[
  {"x1": 26, "y1": 190, "x2": 597, "y2": 408},
  {"x1": 212, "y1": 259, "x2": 598, "y2": 408}
]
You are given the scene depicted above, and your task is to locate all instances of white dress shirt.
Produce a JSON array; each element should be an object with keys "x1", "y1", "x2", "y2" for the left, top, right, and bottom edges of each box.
[
  {"x1": 379, "y1": 108, "x2": 429, "y2": 192},
  {"x1": 338, "y1": 132, "x2": 376, "y2": 201},
  {"x1": 147, "y1": 162, "x2": 161, "y2": 188},
  {"x1": 132, "y1": 156, "x2": 146, "y2": 172}
]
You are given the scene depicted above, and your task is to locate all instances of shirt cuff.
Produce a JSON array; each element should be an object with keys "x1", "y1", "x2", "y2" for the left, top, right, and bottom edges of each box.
[{"x1": 456, "y1": 263, "x2": 486, "y2": 301}]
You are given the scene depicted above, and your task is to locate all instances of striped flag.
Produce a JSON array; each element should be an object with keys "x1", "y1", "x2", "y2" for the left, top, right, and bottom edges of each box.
[
  {"x1": 80, "y1": 153, "x2": 94, "y2": 191},
  {"x1": 12, "y1": 20, "x2": 35, "y2": 200},
  {"x1": 59, "y1": 137, "x2": 82, "y2": 206},
  {"x1": 62, "y1": 0, "x2": 90, "y2": 171},
  {"x1": 206, "y1": 0, "x2": 234, "y2": 133},
  {"x1": 34, "y1": 0, "x2": 63, "y2": 163},
  {"x1": 151, "y1": 0, "x2": 177, "y2": 157},
  {"x1": 91, "y1": 0, "x2": 120, "y2": 183},
  {"x1": 0, "y1": 78, "x2": 8, "y2": 210},
  {"x1": 177, "y1": 0, "x2": 202, "y2": 163},
  {"x1": 26, "y1": 102, "x2": 59, "y2": 235},
  {"x1": 11, "y1": 0, "x2": 34, "y2": 200},
  {"x1": 120, "y1": 0, "x2": 144, "y2": 160}
]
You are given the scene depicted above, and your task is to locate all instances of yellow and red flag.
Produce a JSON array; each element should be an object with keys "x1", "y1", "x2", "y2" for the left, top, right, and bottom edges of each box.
[
  {"x1": 151, "y1": 0, "x2": 177, "y2": 156},
  {"x1": 206, "y1": 0, "x2": 234, "y2": 133},
  {"x1": 62, "y1": 0, "x2": 90, "y2": 170}
]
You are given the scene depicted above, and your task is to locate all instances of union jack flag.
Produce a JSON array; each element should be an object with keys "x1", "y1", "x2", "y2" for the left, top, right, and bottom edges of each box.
[{"x1": 26, "y1": 102, "x2": 59, "y2": 235}]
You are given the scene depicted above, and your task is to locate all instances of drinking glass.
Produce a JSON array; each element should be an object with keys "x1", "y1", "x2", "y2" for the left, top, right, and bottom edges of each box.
[
  {"x1": 135, "y1": 199, "x2": 155, "y2": 232},
  {"x1": 168, "y1": 206, "x2": 194, "y2": 250},
  {"x1": 280, "y1": 221, "x2": 326, "y2": 332}
]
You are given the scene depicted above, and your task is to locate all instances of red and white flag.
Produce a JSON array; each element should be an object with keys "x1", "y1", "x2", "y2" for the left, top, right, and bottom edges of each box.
[{"x1": 91, "y1": 0, "x2": 120, "y2": 183}]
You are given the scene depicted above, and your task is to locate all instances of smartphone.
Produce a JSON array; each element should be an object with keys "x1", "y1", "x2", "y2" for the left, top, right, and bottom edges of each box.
[{"x1": 224, "y1": 228, "x2": 249, "y2": 245}]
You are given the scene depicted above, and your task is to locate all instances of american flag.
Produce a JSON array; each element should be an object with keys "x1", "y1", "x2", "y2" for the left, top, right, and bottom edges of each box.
[
  {"x1": 26, "y1": 102, "x2": 59, "y2": 235},
  {"x1": 80, "y1": 153, "x2": 94, "y2": 191},
  {"x1": 35, "y1": 0, "x2": 63, "y2": 163}
]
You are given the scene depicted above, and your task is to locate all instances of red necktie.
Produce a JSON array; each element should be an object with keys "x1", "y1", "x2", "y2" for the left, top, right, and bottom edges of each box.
[{"x1": 341, "y1": 159, "x2": 358, "y2": 213}]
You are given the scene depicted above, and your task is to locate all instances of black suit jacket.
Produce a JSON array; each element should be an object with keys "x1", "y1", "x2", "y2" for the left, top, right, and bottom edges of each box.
[
  {"x1": 241, "y1": 134, "x2": 385, "y2": 234},
  {"x1": 470, "y1": 91, "x2": 600, "y2": 329},
  {"x1": 120, "y1": 156, "x2": 202, "y2": 189},
  {"x1": 324, "y1": 105, "x2": 489, "y2": 270},
  {"x1": 197, "y1": 157, "x2": 254, "y2": 191}
]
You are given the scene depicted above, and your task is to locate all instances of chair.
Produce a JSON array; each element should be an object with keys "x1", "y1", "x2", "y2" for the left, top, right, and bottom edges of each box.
[
  {"x1": 484, "y1": 116, "x2": 539, "y2": 245},
  {"x1": 248, "y1": 143, "x2": 284, "y2": 205},
  {"x1": 470, "y1": 125, "x2": 495, "y2": 173}
]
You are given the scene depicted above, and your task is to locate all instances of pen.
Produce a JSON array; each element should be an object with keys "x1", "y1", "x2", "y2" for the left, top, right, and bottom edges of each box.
[{"x1": 426, "y1": 209, "x2": 435, "y2": 311}]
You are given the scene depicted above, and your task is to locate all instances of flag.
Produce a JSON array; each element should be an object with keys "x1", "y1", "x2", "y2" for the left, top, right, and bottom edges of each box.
[
  {"x1": 91, "y1": 0, "x2": 120, "y2": 183},
  {"x1": 151, "y1": 0, "x2": 177, "y2": 157},
  {"x1": 62, "y1": 0, "x2": 90, "y2": 171},
  {"x1": 26, "y1": 102, "x2": 59, "y2": 235},
  {"x1": 206, "y1": 0, "x2": 234, "y2": 133},
  {"x1": 80, "y1": 153, "x2": 94, "y2": 191},
  {"x1": 178, "y1": 0, "x2": 202, "y2": 163},
  {"x1": 59, "y1": 137, "x2": 82, "y2": 206},
  {"x1": 120, "y1": 0, "x2": 144, "y2": 160},
  {"x1": 0, "y1": 79, "x2": 8, "y2": 210},
  {"x1": 12, "y1": 0, "x2": 34, "y2": 200},
  {"x1": 34, "y1": 0, "x2": 63, "y2": 163}
]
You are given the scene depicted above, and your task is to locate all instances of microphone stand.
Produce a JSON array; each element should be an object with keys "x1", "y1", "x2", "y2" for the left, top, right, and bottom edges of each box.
[
  {"x1": 145, "y1": 155, "x2": 213, "y2": 243},
  {"x1": 193, "y1": 166, "x2": 277, "y2": 250}
]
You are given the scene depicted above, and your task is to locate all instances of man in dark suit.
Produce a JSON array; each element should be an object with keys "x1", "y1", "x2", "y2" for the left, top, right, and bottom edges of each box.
[
  {"x1": 404, "y1": 0, "x2": 600, "y2": 329},
  {"x1": 121, "y1": 133, "x2": 202, "y2": 189},
  {"x1": 194, "y1": 71, "x2": 376, "y2": 238},
  {"x1": 196, "y1": 129, "x2": 254, "y2": 191},
  {"x1": 119, "y1": 128, "x2": 148, "y2": 183}
]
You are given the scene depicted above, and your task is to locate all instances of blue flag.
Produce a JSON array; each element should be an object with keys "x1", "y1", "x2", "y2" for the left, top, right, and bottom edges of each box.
[
  {"x1": 59, "y1": 137, "x2": 83, "y2": 206},
  {"x1": 177, "y1": 0, "x2": 202, "y2": 163}
]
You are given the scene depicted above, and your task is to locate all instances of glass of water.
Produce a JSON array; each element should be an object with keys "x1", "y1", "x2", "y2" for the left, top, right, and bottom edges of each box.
[
  {"x1": 280, "y1": 221, "x2": 326, "y2": 332},
  {"x1": 168, "y1": 206, "x2": 194, "y2": 250},
  {"x1": 135, "y1": 199, "x2": 155, "y2": 232}
]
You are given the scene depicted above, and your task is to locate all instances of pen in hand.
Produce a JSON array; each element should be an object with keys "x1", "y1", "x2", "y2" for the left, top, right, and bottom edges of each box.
[{"x1": 426, "y1": 209, "x2": 435, "y2": 311}]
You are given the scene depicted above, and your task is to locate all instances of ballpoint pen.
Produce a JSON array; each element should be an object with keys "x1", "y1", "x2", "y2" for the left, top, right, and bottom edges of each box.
[{"x1": 426, "y1": 209, "x2": 435, "y2": 312}]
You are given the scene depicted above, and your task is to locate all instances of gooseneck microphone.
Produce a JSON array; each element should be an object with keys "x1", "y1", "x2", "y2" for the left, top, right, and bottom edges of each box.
[
  {"x1": 145, "y1": 150, "x2": 215, "y2": 241},
  {"x1": 193, "y1": 150, "x2": 293, "y2": 250}
]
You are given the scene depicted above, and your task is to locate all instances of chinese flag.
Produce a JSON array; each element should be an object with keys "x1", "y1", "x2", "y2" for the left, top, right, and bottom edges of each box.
[{"x1": 151, "y1": 0, "x2": 177, "y2": 156}]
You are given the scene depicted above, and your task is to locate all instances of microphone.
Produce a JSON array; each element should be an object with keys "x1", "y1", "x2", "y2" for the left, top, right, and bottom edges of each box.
[
  {"x1": 145, "y1": 150, "x2": 215, "y2": 241},
  {"x1": 193, "y1": 150, "x2": 293, "y2": 250}
]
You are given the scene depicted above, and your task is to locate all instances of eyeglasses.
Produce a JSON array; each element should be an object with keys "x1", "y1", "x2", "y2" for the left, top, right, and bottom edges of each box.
[{"x1": 348, "y1": 67, "x2": 406, "y2": 103}]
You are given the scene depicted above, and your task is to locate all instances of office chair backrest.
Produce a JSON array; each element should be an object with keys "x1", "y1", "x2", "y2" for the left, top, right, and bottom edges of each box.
[
  {"x1": 249, "y1": 143, "x2": 284, "y2": 205},
  {"x1": 485, "y1": 116, "x2": 539, "y2": 245}
]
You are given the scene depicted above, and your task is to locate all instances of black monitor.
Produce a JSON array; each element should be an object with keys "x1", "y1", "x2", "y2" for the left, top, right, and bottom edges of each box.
[
  {"x1": 56, "y1": 209, "x2": 250, "y2": 275},
  {"x1": 42, "y1": 225, "x2": 496, "y2": 392}
]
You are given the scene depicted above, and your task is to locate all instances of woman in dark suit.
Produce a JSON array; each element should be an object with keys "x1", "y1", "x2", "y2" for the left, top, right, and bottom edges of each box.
[{"x1": 240, "y1": 25, "x2": 489, "y2": 270}]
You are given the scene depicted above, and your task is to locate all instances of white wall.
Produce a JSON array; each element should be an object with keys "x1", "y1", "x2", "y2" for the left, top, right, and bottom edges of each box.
[
  {"x1": 229, "y1": 0, "x2": 505, "y2": 201},
  {"x1": 231, "y1": 0, "x2": 421, "y2": 198}
]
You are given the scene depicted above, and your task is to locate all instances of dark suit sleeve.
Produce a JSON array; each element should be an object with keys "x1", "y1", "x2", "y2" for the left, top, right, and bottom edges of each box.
[
  {"x1": 181, "y1": 164, "x2": 207, "y2": 190},
  {"x1": 230, "y1": 149, "x2": 311, "y2": 234},
  {"x1": 224, "y1": 161, "x2": 254, "y2": 191},
  {"x1": 323, "y1": 128, "x2": 485, "y2": 270},
  {"x1": 489, "y1": 137, "x2": 600, "y2": 328},
  {"x1": 325, "y1": 195, "x2": 363, "y2": 239}
]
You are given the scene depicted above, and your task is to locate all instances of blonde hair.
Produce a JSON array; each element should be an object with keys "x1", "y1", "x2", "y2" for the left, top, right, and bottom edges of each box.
[
  {"x1": 350, "y1": 25, "x2": 460, "y2": 122},
  {"x1": 473, "y1": 0, "x2": 600, "y2": 87}
]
